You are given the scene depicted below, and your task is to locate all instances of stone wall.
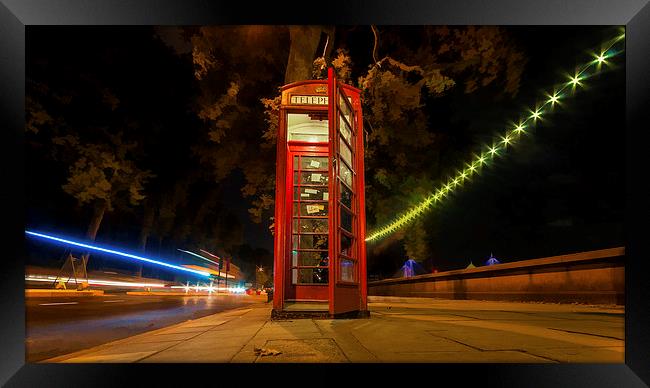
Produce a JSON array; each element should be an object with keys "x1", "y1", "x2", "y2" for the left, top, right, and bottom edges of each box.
[{"x1": 368, "y1": 247, "x2": 624, "y2": 305}]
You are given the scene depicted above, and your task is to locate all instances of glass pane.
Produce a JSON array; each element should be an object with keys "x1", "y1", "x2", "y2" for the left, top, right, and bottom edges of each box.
[
  {"x1": 339, "y1": 94, "x2": 352, "y2": 125},
  {"x1": 292, "y1": 269, "x2": 297, "y2": 284},
  {"x1": 287, "y1": 113, "x2": 328, "y2": 143},
  {"x1": 340, "y1": 183, "x2": 353, "y2": 209},
  {"x1": 340, "y1": 233, "x2": 353, "y2": 257},
  {"x1": 339, "y1": 115, "x2": 352, "y2": 145},
  {"x1": 297, "y1": 268, "x2": 328, "y2": 284},
  {"x1": 341, "y1": 208, "x2": 353, "y2": 232},
  {"x1": 339, "y1": 139, "x2": 353, "y2": 167},
  {"x1": 295, "y1": 171, "x2": 328, "y2": 185},
  {"x1": 292, "y1": 250, "x2": 328, "y2": 267},
  {"x1": 293, "y1": 234, "x2": 328, "y2": 250},
  {"x1": 300, "y1": 156, "x2": 328, "y2": 170},
  {"x1": 339, "y1": 162, "x2": 353, "y2": 188},
  {"x1": 293, "y1": 155, "x2": 300, "y2": 169},
  {"x1": 340, "y1": 259, "x2": 354, "y2": 282},
  {"x1": 295, "y1": 187, "x2": 329, "y2": 201},
  {"x1": 293, "y1": 202, "x2": 328, "y2": 217},
  {"x1": 294, "y1": 218, "x2": 328, "y2": 233}
]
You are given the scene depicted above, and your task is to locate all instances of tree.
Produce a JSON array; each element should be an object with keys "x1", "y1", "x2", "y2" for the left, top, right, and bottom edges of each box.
[{"x1": 160, "y1": 26, "x2": 527, "y2": 265}]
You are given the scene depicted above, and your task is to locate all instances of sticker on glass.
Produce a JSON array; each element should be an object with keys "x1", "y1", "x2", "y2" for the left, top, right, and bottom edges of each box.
[
  {"x1": 310, "y1": 173, "x2": 322, "y2": 182},
  {"x1": 304, "y1": 188, "x2": 318, "y2": 194},
  {"x1": 309, "y1": 160, "x2": 321, "y2": 168},
  {"x1": 306, "y1": 204, "x2": 321, "y2": 214}
]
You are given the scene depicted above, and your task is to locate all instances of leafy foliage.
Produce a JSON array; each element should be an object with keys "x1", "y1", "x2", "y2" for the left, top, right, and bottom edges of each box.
[{"x1": 51, "y1": 132, "x2": 153, "y2": 212}]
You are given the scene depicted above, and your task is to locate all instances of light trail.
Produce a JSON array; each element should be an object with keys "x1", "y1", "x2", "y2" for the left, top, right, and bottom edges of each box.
[
  {"x1": 199, "y1": 249, "x2": 221, "y2": 260},
  {"x1": 170, "y1": 285, "x2": 246, "y2": 293},
  {"x1": 25, "y1": 275, "x2": 168, "y2": 288},
  {"x1": 177, "y1": 249, "x2": 219, "y2": 266},
  {"x1": 25, "y1": 231, "x2": 211, "y2": 277}
]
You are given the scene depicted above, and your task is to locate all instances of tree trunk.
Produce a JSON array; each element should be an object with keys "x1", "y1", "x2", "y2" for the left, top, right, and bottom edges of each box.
[
  {"x1": 79, "y1": 199, "x2": 107, "y2": 287},
  {"x1": 284, "y1": 26, "x2": 335, "y2": 84},
  {"x1": 86, "y1": 199, "x2": 107, "y2": 241},
  {"x1": 137, "y1": 200, "x2": 156, "y2": 277}
]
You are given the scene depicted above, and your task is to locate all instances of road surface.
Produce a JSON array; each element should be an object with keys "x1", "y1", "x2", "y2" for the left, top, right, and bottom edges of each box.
[{"x1": 26, "y1": 293, "x2": 265, "y2": 362}]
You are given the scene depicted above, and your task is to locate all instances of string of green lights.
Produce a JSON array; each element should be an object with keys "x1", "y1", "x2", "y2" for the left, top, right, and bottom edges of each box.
[{"x1": 365, "y1": 31, "x2": 625, "y2": 243}]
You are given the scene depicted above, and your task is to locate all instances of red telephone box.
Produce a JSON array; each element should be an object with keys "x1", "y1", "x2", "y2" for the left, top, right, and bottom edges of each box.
[{"x1": 272, "y1": 68, "x2": 368, "y2": 319}]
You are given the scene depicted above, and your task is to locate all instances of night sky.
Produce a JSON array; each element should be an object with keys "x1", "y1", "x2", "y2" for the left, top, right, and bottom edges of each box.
[{"x1": 25, "y1": 26, "x2": 625, "y2": 280}]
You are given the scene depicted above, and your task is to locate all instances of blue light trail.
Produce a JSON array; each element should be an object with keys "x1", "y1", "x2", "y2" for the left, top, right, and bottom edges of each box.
[{"x1": 25, "y1": 230, "x2": 211, "y2": 277}]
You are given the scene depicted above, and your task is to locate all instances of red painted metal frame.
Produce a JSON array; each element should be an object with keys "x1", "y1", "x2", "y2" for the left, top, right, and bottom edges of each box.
[{"x1": 273, "y1": 70, "x2": 367, "y2": 316}]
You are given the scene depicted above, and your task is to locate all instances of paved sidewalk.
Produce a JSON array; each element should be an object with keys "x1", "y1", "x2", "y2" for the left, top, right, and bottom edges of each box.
[{"x1": 45, "y1": 297, "x2": 624, "y2": 363}]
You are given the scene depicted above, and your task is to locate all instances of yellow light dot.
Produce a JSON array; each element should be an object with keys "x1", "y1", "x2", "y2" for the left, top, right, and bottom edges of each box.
[
  {"x1": 489, "y1": 146, "x2": 498, "y2": 156},
  {"x1": 569, "y1": 75, "x2": 581, "y2": 86},
  {"x1": 530, "y1": 109, "x2": 541, "y2": 120},
  {"x1": 548, "y1": 94, "x2": 559, "y2": 105}
]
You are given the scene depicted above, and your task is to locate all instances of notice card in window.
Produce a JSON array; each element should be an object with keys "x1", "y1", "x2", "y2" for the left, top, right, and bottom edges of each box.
[
  {"x1": 309, "y1": 160, "x2": 321, "y2": 168},
  {"x1": 306, "y1": 205, "x2": 320, "y2": 214},
  {"x1": 310, "y1": 173, "x2": 321, "y2": 182}
]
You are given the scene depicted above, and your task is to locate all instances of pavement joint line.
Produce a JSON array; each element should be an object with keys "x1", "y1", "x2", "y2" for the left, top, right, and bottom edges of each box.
[
  {"x1": 311, "y1": 319, "x2": 327, "y2": 337},
  {"x1": 134, "y1": 340, "x2": 190, "y2": 363},
  {"x1": 546, "y1": 327, "x2": 625, "y2": 341},
  {"x1": 427, "y1": 318, "x2": 624, "y2": 350},
  {"x1": 427, "y1": 332, "x2": 485, "y2": 352},
  {"x1": 427, "y1": 331, "x2": 559, "y2": 363},
  {"x1": 228, "y1": 309, "x2": 269, "y2": 363},
  {"x1": 348, "y1": 327, "x2": 382, "y2": 362}
]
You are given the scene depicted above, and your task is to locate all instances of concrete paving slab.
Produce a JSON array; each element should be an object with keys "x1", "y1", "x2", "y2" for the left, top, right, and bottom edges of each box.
[
  {"x1": 181, "y1": 319, "x2": 228, "y2": 328},
  {"x1": 311, "y1": 320, "x2": 382, "y2": 362},
  {"x1": 430, "y1": 318, "x2": 623, "y2": 348},
  {"x1": 156, "y1": 326, "x2": 216, "y2": 334},
  {"x1": 219, "y1": 308, "x2": 253, "y2": 317},
  {"x1": 140, "y1": 345, "x2": 245, "y2": 363},
  {"x1": 350, "y1": 320, "x2": 472, "y2": 354},
  {"x1": 57, "y1": 340, "x2": 182, "y2": 362},
  {"x1": 522, "y1": 346, "x2": 625, "y2": 363},
  {"x1": 130, "y1": 332, "x2": 201, "y2": 344},
  {"x1": 61, "y1": 350, "x2": 159, "y2": 363}
]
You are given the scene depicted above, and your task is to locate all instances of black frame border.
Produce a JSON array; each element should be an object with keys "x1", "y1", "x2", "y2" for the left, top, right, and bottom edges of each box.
[{"x1": 1, "y1": 0, "x2": 649, "y2": 386}]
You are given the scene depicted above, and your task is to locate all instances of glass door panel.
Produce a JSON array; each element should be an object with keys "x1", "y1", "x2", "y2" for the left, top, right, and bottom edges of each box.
[{"x1": 291, "y1": 154, "x2": 329, "y2": 285}]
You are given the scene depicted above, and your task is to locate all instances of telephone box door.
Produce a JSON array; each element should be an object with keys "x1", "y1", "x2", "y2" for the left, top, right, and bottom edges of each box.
[
  {"x1": 327, "y1": 68, "x2": 362, "y2": 316},
  {"x1": 285, "y1": 144, "x2": 330, "y2": 302}
]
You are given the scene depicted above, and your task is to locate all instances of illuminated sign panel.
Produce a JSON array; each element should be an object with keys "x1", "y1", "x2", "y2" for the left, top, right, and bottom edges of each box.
[{"x1": 290, "y1": 95, "x2": 328, "y2": 105}]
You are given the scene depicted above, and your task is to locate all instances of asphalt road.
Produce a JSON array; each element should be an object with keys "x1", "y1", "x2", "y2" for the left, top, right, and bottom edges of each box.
[{"x1": 26, "y1": 293, "x2": 264, "y2": 362}]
